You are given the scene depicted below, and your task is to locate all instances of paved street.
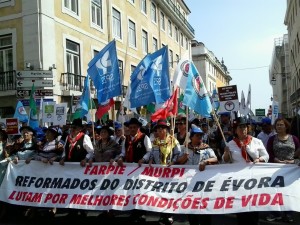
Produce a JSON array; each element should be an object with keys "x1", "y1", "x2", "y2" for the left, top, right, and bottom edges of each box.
[{"x1": 0, "y1": 206, "x2": 299, "y2": 225}]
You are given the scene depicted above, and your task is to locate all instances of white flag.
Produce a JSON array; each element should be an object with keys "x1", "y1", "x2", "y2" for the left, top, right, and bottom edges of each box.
[
  {"x1": 239, "y1": 90, "x2": 247, "y2": 116},
  {"x1": 246, "y1": 84, "x2": 251, "y2": 109},
  {"x1": 173, "y1": 54, "x2": 190, "y2": 89}
]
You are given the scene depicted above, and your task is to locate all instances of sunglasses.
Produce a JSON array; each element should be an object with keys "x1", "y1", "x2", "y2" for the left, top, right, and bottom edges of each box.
[{"x1": 176, "y1": 122, "x2": 185, "y2": 125}]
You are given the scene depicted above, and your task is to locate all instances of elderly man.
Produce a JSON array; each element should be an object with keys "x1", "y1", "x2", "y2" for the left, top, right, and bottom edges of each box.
[
  {"x1": 60, "y1": 118, "x2": 94, "y2": 167},
  {"x1": 116, "y1": 117, "x2": 152, "y2": 223}
]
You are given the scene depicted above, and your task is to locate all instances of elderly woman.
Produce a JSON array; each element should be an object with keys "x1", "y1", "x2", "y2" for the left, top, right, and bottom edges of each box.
[
  {"x1": 223, "y1": 117, "x2": 269, "y2": 225},
  {"x1": 92, "y1": 126, "x2": 120, "y2": 163},
  {"x1": 149, "y1": 119, "x2": 181, "y2": 225},
  {"x1": 180, "y1": 125, "x2": 217, "y2": 225},
  {"x1": 265, "y1": 118, "x2": 298, "y2": 223}
]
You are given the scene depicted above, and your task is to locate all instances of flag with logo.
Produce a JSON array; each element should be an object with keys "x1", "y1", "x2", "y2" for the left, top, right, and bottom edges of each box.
[
  {"x1": 151, "y1": 88, "x2": 178, "y2": 121},
  {"x1": 173, "y1": 56, "x2": 190, "y2": 89},
  {"x1": 29, "y1": 83, "x2": 39, "y2": 128},
  {"x1": 183, "y1": 62, "x2": 212, "y2": 117},
  {"x1": 96, "y1": 98, "x2": 114, "y2": 119},
  {"x1": 88, "y1": 40, "x2": 121, "y2": 103},
  {"x1": 130, "y1": 46, "x2": 170, "y2": 108},
  {"x1": 13, "y1": 101, "x2": 28, "y2": 123}
]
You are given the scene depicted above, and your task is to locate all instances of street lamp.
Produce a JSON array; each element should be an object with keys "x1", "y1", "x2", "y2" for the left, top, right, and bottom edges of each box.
[{"x1": 271, "y1": 76, "x2": 276, "y2": 85}]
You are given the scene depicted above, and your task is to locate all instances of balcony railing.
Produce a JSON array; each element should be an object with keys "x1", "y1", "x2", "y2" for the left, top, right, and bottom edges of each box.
[
  {"x1": 61, "y1": 72, "x2": 85, "y2": 92},
  {"x1": 0, "y1": 70, "x2": 16, "y2": 91}
]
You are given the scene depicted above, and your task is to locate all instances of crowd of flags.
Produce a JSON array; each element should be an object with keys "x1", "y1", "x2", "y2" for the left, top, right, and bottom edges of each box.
[{"x1": 13, "y1": 39, "x2": 253, "y2": 126}]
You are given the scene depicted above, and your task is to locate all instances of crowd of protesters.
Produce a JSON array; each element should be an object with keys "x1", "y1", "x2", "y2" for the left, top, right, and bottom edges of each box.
[{"x1": 0, "y1": 112, "x2": 300, "y2": 225}]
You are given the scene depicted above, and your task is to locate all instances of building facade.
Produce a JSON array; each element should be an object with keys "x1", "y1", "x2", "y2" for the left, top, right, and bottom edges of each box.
[
  {"x1": 280, "y1": 0, "x2": 300, "y2": 117},
  {"x1": 191, "y1": 40, "x2": 231, "y2": 94},
  {"x1": 0, "y1": 0, "x2": 194, "y2": 118},
  {"x1": 269, "y1": 35, "x2": 290, "y2": 118}
]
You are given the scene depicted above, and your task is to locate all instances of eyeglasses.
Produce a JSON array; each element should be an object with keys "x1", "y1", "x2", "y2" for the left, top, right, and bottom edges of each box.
[{"x1": 176, "y1": 122, "x2": 185, "y2": 125}]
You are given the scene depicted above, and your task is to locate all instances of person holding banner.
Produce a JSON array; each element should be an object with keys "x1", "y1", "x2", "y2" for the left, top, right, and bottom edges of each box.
[
  {"x1": 223, "y1": 117, "x2": 269, "y2": 225},
  {"x1": 265, "y1": 118, "x2": 299, "y2": 223},
  {"x1": 149, "y1": 119, "x2": 182, "y2": 225},
  {"x1": 59, "y1": 118, "x2": 94, "y2": 218},
  {"x1": 12, "y1": 126, "x2": 38, "y2": 164},
  {"x1": 26, "y1": 126, "x2": 64, "y2": 165},
  {"x1": 116, "y1": 118, "x2": 152, "y2": 223},
  {"x1": 117, "y1": 118, "x2": 152, "y2": 167},
  {"x1": 60, "y1": 118, "x2": 94, "y2": 167},
  {"x1": 93, "y1": 126, "x2": 120, "y2": 163},
  {"x1": 181, "y1": 124, "x2": 218, "y2": 225}
]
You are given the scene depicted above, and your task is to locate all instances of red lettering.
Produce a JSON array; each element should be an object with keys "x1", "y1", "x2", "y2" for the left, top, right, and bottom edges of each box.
[
  {"x1": 271, "y1": 193, "x2": 283, "y2": 206},
  {"x1": 8, "y1": 191, "x2": 16, "y2": 200},
  {"x1": 214, "y1": 197, "x2": 225, "y2": 209}
]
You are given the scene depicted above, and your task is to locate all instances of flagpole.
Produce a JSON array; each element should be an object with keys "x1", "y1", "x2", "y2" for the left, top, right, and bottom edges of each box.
[
  {"x1": 70, "y1": 94, "x2": 74, "y2": 122},
  {"x1": 89, "y1": 86, "x2": 96, "y2": 146},
  {"x1": 118, "y1": 33, "x2": 130, "y2": 128}
]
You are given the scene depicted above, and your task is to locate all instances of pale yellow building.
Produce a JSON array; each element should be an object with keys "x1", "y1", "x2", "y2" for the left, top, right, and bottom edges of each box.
[{"x1": 0, "y1": 0, "x2": 194, "y2": 118}]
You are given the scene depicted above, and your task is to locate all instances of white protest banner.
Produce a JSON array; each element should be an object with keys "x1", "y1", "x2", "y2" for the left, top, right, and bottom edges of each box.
[
  {"x1": 53, "y1": 103, "x2": 67, "y2": 126},
  {"x1": 1, "y1": 161, "x2": 300, "y2": 214},
  {"x1": 42, "y1": 101, "x2": 56, "y2": 123}
]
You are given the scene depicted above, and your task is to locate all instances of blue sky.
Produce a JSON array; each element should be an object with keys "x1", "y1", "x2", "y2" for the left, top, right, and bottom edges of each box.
[{"x1": 185, "y1": 0, "x2": 287, "y2": 113}]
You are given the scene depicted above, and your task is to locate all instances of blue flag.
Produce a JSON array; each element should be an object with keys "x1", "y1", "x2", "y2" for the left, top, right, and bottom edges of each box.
[
  {"x1": 14, "y1": 101, "x2": 28, "y2": 123},
  {"x1": 183, "y1": 62, "x2": 212, "y2": 117},
  {"x1": 72, "y1": 74, "x2": 91, "y2": 119},
  {"x1": 130, "y1": 46, "x2": 170, "y2": 108},
  {"x1": 88, "y1": 40, "x2": 121, "y2": 103}
]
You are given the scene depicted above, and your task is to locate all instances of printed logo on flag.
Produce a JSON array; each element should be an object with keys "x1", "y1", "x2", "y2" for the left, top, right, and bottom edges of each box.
[
  {"x1": 192, "y1": 76, "x2": 206, "y2": 100},
  {"x1": 95, "y1": 50, "x2": 112, "y2": 75},
  {"x1": 180, "y1": 60, "x2": 190, "y2": 78},
  {"x1": 18, "y1": 106, "x2": 27, "y2": 115}
]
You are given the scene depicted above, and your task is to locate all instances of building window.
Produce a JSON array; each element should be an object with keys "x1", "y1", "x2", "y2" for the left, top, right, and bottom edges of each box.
[
  {"x1": 93, "y1": 49, "x2": 99, "y2": 56},
  {"x1": 64, "y1": 0, "x2": 79, "y2": 15},
  {"x1": 0, "y1": 34, "x2": 13, "y2": 72},
  {"x1": 169, "y1": 49, "x2": 173, "y2": 68},
  {"x1": 142, "y1": 29, "x2": 148, "y2": 54},
  {"x1": 118, "y1": 60, "x2": 123, "y2": 81},
  {"x1": 66, "y1": 39, "x2": 80, "y2": 75},
  {"x1": 175, "y1": 54, "x2": 179, "y2": 63},
  {"x1": 128, "y1": 0, "x2": 134, "y2": 4},
  {"x1": 168, "y1": 19, "x2": 172, "y2": 37},
  {"x1": 153, "y1": 37, "x2": 158, "y2": 52},
  {"x1": 128, "y1": 19, "x2": 136, "y2": 47},
  {"x1": 175, "y1": 27, "x2": 179, "y2": 42},
  {"x1": 185, "y1": 37, "x2": 188, "y2": 50},
  {"x1": 180, "y1": 33, "x2": 183, "y2": 47},
  {"x1": 140, "y1": 0, "x2": 146, "y2": 14},
  {"x1": 131, "y1": 65, "x2": 136, "y2": 74},
  {"x1": 91, "y1": 0, "x2": 102, "y2": 28},
  {"x1": 112, "y1": 8, "x2": 122, "y2": 39},
  {"x1": 160, "y1": 12, "x2": 165, "y2": 30},
  {"x1": 151, "y1": 2, "x2": 157, "y2": 23}
]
